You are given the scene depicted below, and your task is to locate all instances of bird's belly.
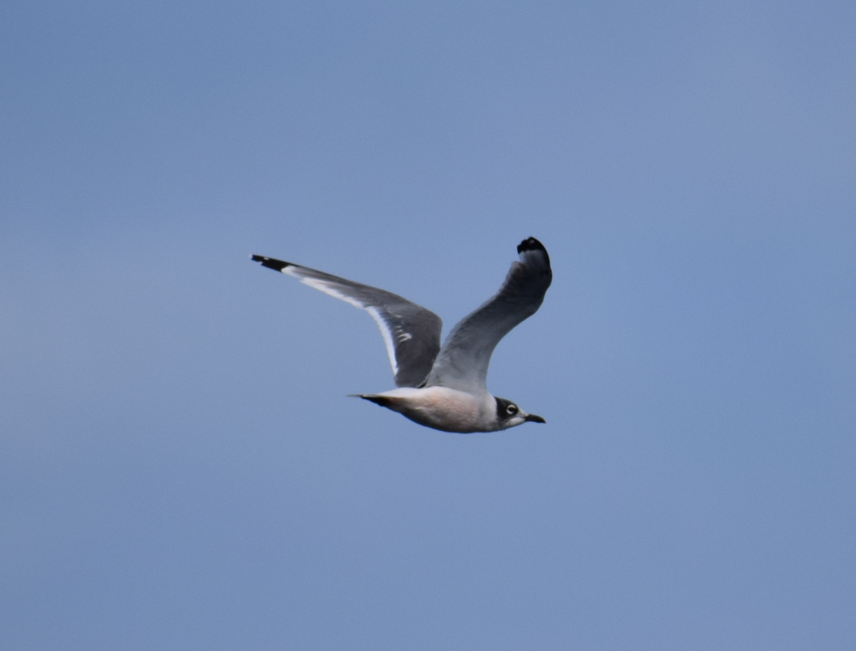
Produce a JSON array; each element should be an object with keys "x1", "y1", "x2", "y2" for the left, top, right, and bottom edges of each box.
[{"x1": 380, "y1": 387, "x2": 494, "y2": 433}]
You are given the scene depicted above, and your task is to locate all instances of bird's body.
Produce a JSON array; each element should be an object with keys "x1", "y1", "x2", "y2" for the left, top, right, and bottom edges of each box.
[
  {"x1": 359, "y1": 386, "x2": 500, "y2": 433},
  {"x1": 252, "y1": 237, "x2": 552, "y2": 433}
]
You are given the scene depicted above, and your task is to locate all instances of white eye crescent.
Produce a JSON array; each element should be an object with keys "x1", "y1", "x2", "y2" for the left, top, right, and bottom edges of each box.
[{"x1": 507, "y1": 404, "x2": 518, "y2": 416}]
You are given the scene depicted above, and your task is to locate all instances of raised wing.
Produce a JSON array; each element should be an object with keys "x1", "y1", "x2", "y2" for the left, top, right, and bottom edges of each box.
[
  {"x1": 251, "y1": 255, "x2": 443, "y2": 388},
  {"x1": 423, "y1": 237, "x2": 552, "y2": 392}
]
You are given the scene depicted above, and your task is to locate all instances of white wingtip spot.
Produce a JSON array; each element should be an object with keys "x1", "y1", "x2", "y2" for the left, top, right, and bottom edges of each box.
[{"x1": 518, "y1": 247, "x2": 549, "y2": 269}]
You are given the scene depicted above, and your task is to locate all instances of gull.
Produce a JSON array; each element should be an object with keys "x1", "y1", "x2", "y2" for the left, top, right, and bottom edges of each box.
[{"x1": 251, "y1": 237, "x2": 552, "y2": 433}]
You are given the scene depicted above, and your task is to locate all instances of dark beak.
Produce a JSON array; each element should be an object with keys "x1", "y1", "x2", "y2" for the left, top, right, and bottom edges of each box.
[{"x1": 524, "y1": 413, "x2": 546, "y2": 424}]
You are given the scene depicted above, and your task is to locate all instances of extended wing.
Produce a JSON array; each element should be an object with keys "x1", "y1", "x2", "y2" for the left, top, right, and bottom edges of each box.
[
  {"x1": 422, "y1": 237, "x2": 552, "y2": 392},
  {"x1": 252, "y1": 255, "x2": 443, "y2": 388}
]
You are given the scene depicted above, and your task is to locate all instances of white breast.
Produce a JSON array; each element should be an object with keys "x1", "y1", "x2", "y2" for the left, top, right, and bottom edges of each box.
[{"x1": 376, "y1": 386, "x2": 497, "y2": 433}]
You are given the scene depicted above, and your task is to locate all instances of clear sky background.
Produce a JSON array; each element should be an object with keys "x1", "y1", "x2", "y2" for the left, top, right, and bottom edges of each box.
[{"x1": 2, "y1": 1, "x2": 855, "y2": 649}]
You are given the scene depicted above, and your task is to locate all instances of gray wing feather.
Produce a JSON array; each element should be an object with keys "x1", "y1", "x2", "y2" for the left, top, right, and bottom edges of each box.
[
  {"x1": 423, "y1": 238, "x2": 552, "y2": 392},
  {"x1": 251, "y1": 255, "x2": 442, "y2": 388}
]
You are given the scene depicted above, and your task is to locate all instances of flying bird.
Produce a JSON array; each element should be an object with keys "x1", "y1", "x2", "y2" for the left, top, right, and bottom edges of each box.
[{"x1": 251, "y1": 237, "x2": 552, "y2": 433}]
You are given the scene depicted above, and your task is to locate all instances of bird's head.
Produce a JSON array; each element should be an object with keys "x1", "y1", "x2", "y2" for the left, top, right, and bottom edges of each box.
[{"x1": 494, "y1": 397, "x2": 546, "y2": 430}]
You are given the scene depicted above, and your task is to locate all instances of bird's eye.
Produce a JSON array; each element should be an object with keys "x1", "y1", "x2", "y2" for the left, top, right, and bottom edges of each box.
[{"x1": 507, "y1": 404, "x2": 518, "y2": 415}]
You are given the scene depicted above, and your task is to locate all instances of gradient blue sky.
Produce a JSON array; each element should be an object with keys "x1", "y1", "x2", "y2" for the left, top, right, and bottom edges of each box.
[{"x1": 2, "y1": 1, "x2": 855, "y2": 649}]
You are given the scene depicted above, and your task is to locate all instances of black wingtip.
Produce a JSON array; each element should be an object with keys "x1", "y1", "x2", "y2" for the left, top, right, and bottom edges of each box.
[
  {"x1": 517, "y1": 237, "x2": 546, "y2": 254},
  {"x1": 517, "y1": 237, "x2": 550, "y2": 268},
  {"x1": 251, "y1": 254, "x2": 291, "y2": 272}
]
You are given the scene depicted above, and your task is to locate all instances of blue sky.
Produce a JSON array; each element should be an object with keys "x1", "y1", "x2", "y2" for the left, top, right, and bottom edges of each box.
[{"x1": 2, "y1": 1, "x2": 855, "y2": 649}]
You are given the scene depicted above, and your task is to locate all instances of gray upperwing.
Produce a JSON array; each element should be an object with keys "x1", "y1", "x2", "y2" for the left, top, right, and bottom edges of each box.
[
  {"x1": 423, "y1": 238, "x2": 552, "y2": 392},
  {"x1": 251, "y1": 255, "x2": 443, "y2": 388}
]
